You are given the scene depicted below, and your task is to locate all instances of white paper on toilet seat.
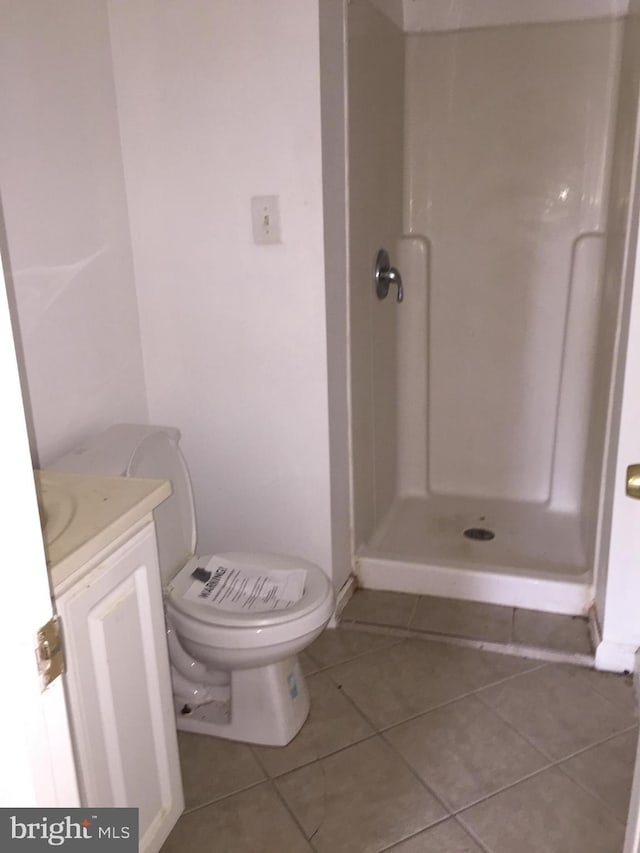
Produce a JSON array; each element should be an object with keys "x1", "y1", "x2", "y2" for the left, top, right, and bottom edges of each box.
[{"x1": 183, "y1": 558, "x2": 306, "y2": 612}]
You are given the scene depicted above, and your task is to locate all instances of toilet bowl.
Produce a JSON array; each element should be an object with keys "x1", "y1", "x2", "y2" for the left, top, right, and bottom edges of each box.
[{"x1": 53, "y1": 424, "x2": 335, "y2": 746}]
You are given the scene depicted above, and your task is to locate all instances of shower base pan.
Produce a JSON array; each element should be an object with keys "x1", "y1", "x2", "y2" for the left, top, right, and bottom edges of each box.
[{"x1": 357, "y1": 495, "x2": 593, "y2": 616}]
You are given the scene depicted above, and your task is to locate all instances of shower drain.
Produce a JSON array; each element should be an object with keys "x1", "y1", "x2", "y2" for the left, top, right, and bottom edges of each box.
[{"x1": 463, "y1": 527, "x2": 495, "y2": 541}]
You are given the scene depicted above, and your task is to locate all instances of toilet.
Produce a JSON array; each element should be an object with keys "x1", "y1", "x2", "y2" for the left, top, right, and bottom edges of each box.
[{"x1": 53, "y1": 424, "x2": 335, "y2": 746}]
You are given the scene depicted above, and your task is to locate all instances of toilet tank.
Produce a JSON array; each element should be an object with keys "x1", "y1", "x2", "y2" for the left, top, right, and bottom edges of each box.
[{"x1": 52, "y1": 424, "x2": 197, "y2": 586}]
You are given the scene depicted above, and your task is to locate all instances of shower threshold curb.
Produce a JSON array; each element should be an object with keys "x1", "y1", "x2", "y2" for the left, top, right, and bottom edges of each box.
[{"x1": 356, "y1": 553, "x2": 592, "y2": 616}]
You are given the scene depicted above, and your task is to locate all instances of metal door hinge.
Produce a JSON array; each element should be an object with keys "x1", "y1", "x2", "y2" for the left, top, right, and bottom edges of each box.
[{"x1": 36, "y1": 616, "x2": 65, "y2": 690}]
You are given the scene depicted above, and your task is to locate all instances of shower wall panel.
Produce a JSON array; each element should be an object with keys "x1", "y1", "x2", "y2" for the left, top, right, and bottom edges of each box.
[
  {"x1": 403, "y1": 0, "x2": 629, "y2": 32},
  {"x1": 349, "y1": 0, "x2": 405, "y2": 547},
  {"x1": 404, "y1": 20, "x2": 620, "y2": 503}
]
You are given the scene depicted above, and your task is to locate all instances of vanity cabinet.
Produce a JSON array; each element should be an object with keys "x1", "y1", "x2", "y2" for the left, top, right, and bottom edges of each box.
[{"x1": 54, "y1": 519, "x2": 183, "y2": 853}]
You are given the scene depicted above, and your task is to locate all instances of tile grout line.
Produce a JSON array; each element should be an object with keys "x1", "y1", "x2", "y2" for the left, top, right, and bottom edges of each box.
[
  {"x1": 471, "y1": 687, "x2": 560, "y2": 763},
  {"x1": 435, "y1": 708, "x2": 639, "y2": 820},
  {"x1": 375, "y1": 726, "x2": 551, "y2": 853},
  {"x1": 473, "y1": 684, "x2": 635, "y2": 766},
  {"x1": 451, "y1": 747, "x2": 632, "y2": 830},
  {"x1": 303, "y1": 636, "x2": 406, "y2": 676},
  {"x1": 312, "y1": 638, "x2": 555, "y2": 750},
  {"x1": 206, "y1": 732, "x2": 324, "y2": 847},
  {"x1": 553, "y1": 721, "x2": 640, "y2": 761},
  {"x1": 258, "y1": 727, "x2": 379, "y2": 782},
  {"x1": 357, "y1": 660, "x2": 550, "y2": 738},
  {"x1": 551, "y1": 722, "x2": 639, "y2": 827},
  {"x1": 454, "y1": 814, "x2": 502, "y2": 853},
  {"x1": 473, "y1": 664, "x2": 638, "y2": 750},
  {"x1": 377, "y1": 816, "x2": 497, "y2": 853},
  {"x1": 374, "y1": 729, "x2": 459, "y2": 828},
  {"x1": 554, "y1": 762, "x2": 630, "y2": 829},
  {"x1": 452, "y1": 762, "x2": 557, "y2": 815},
  {"x1": 319, "y1": 674, "x2": 386, "y2": 743},
  {"x1": 180, "y1": 776, "x2": 267, "y2": 817},
  {"x1": 583, "y1": 673, "x2": 640, "y2": 714},
  {"x1": 406, "y1": 593, "x2": 421, "y2": 630},
  {"x1": 254, "y1": 731, "x2": 382, "y2": 781},
  {"x1": 376, "y1": 703, "x2": 558, "y2": 827},
  {"x1": 385, "y1": 730, "x2": 635, "y2": 836},
  {"x1": 267, "y1": 775, "x2": 322, "y2": 850},
  {"x1": 248, "y1": 741, "x2": 274, "y2": 779},
  {"x1": 375, "y1": 815, "x2": 464, "y2": 853},
  {"x1": 378, "y1": 726, "x2": 460, "y2": 814},
  {"x1": 342, "y1": 590, "x2": 595, "y2": 651}
]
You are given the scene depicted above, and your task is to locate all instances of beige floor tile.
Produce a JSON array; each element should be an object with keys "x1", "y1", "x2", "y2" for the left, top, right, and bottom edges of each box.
[
  {"x1": 341, "y1": 589, "x2": 417, "y2": 628},
  {"x1": 177, "y1": 731, "x2": 265, "y2": 811},
  {"x1": 513, "y1": 609, "x2": 592, "y2": 654},
  {"x1": 161, "y1": 782, "x2": 311, "y2": 853},
  {"x1": 580, "y1": 667, "x2": 638, "y2": 713},
  {"x1": 327, "y1": 640, "x2": 474, "y2": 729},
  {"x1": 299, "y1": 651, "x2": 319, "y2": 675},
  {"x1": 459, "y1": 767, "x2": 625, "y2": 853},
  {"x1": 330, "y1": 639, "x2": 538, "y2": 730},
  {"x1": 479, "y1": 664, "x2": 636, "y2": 760},
  {"x1": 307, "y1": 626, "x2": 399, "y2": 668},
  {"x1": 385, "y1": 694, "x2": 548, "y2": 810},
  {"x1": 275, "y1": 736, "x2": 447, "y2": 853},
  {"x1": 560, "y1": 728, "x2": 638, "y2": 821},
  {"x1": 385, "y1": 818, "x2": 485, "y2": 852},
  {"x1": 411, "y1": 596, "x2": 513, "y2": 643},
  {"x1": 252, "y1": 672, "x2": 374, "y2": 776}
]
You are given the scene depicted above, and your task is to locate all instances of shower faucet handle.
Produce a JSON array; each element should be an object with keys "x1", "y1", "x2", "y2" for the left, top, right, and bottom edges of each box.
[
  {"x1": 626, "y1": 464, "x2": 640, "y2": 499},
  {"x1": 375, "y1": 249, "x2": 404, "y2": 303}
]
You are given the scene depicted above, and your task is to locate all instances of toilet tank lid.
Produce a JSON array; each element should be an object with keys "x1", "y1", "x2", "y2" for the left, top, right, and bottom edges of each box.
[{"x1": 51, "y1": 424, "x2": 182, "y2": 476}]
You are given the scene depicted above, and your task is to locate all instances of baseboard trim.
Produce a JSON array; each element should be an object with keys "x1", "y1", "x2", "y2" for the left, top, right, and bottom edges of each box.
[
  {"x1": 588, "y1": 604, "x2": 602, "y2": 654},
  {"x1": 595, "y1": 639, "x2": 638, "y2": 673},
  {"x1": 328, "y1": 574, "x2": 357, "y2": 628}
]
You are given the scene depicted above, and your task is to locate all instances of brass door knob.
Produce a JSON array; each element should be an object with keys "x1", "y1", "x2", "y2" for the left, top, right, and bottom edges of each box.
[{"x1": 626, "y1": 464, "x2": 640, "y2": 499}]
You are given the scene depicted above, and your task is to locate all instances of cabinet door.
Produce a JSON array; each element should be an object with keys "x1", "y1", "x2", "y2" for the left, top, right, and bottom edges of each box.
[{"x1": 58, "y1": 522, "x2": 183, "y2": 853}]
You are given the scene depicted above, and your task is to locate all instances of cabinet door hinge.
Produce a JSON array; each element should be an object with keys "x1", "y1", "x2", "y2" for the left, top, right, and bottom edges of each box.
[{"x1": 36, "y1": 616, "x2": 65, "y2": 690}]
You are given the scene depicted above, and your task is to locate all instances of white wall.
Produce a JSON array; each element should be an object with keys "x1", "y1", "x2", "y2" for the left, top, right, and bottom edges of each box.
[
  {"x1": 0, "y1": 1, "x2": 148, "y2": 465},
  {"x1": 108, "y1": 1, "x2": 338, "y2": 580}
]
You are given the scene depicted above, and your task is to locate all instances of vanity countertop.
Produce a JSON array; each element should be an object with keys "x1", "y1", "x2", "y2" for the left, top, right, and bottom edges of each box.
[{"x1": 35, "y1": 469, "x2": 172, "y2": 590}]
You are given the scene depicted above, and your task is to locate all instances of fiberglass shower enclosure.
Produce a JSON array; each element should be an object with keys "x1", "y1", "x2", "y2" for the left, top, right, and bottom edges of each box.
[{"x1": 348, "y1": 1, "x2": 633, "y2": 615}]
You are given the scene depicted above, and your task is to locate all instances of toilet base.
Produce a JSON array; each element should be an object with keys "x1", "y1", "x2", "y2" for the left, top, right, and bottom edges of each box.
[{"x1": 175, "y1": 655, "x2": 310, "y2": 746}]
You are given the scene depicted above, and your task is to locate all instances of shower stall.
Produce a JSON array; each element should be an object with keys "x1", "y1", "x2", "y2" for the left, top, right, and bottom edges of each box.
[{"x1": 348, "y1": 1, "x2": 640, "y2": 615}]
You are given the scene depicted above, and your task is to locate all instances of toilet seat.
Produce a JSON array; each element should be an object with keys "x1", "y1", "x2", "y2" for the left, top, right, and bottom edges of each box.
[{"x1": 167, "y1": 551, "x2": 333, "y2": 630}]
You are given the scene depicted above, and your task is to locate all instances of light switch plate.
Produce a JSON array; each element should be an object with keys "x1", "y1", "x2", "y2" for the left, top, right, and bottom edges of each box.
[{"x1": 251, "y1": 195, "x2": 281, "y2": 244}]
